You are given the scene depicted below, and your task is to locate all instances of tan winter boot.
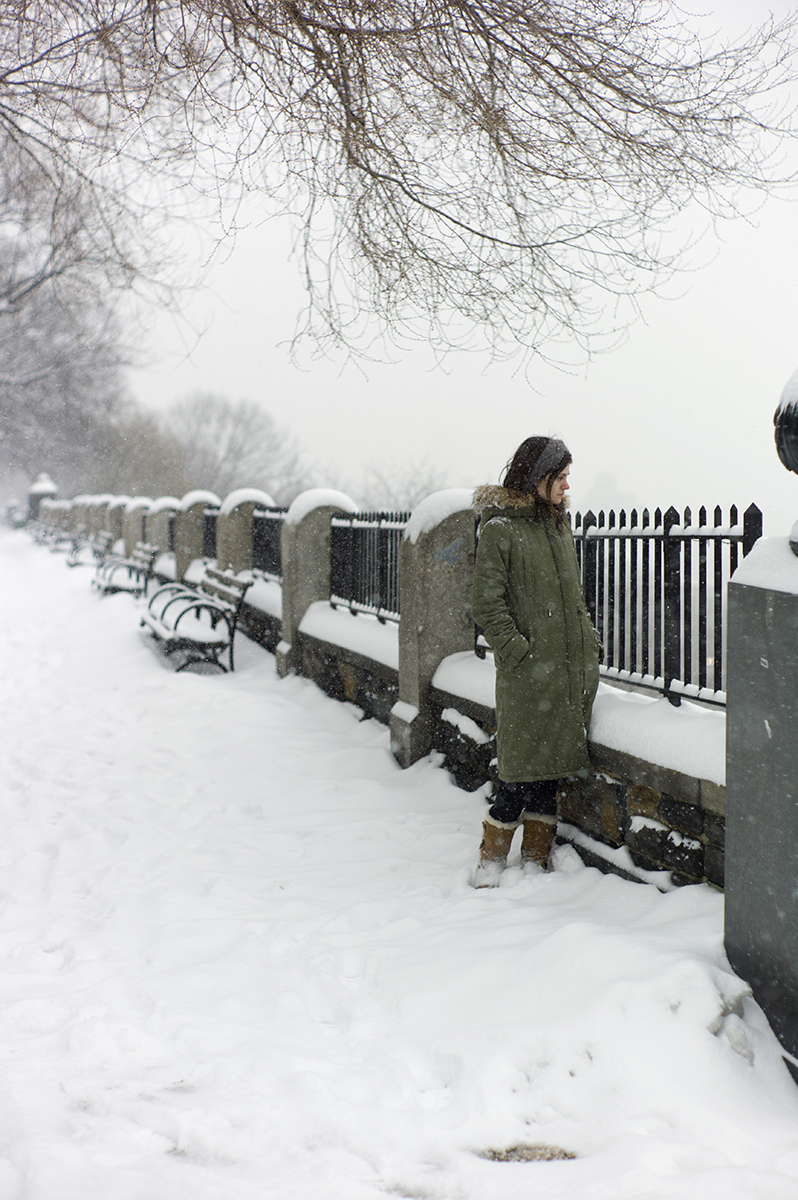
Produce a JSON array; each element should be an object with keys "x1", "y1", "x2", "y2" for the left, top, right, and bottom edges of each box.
[
  {"x1": 473, "y1": 817, "x2": 518, "y2": 888},
  {"x1": 520, "y1": 816, "x2": 557, "y2": 871}
]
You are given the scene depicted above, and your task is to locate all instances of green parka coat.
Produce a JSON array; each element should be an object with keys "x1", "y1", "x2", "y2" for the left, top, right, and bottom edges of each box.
[{"x1": 471, "y1": 485, "x2": 601, "y2": 782}]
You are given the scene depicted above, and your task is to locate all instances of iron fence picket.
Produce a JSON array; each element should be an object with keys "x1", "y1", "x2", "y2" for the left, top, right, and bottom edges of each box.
[
  {"x1": 683, "y1": 506, "x2": 693, "y2": 701},
  {"x1": 698, "y1": 507, "x2": 708, "y2": 692},
  {"x1": 641, "y1": 509, "x2": 651, "y2": 680},
  {"x1": 713, "y1": 506, "x2": 724, "y2": 694},
  {"x1": 572, "y1": 502, "x2": 761, "y2": 706}
]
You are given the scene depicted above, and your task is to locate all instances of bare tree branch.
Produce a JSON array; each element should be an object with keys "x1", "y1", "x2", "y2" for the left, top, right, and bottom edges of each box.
[{"x1": 1, "y1": 1, "x2": 796, "y2": 359}]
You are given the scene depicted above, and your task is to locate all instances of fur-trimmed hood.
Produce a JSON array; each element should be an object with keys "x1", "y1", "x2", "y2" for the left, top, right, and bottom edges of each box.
[
  {"x1": 472, "y1": 484, "x2": 537, "y2": 515},
  {"x1": 472, "y1": 484, "x2": 569, "y2": 518}
]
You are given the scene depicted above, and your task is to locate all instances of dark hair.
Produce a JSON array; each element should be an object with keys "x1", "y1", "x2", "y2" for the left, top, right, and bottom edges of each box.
[
  {"x1": 501, "y1": 434, "x2": 568, "y2": 523},
  {"x1": 502, "y1": 436, "x2": 572, "y2": 525}
]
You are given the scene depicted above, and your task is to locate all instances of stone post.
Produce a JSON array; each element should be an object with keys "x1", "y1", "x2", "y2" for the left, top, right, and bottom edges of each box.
[
  {"x1": 389, "y1": 490, "x2": 476, "y2": 768},
  {"x1": 725, "y1": 537, "x2": 798, "y2": 1072},
  {"x1": 56, "y1": 500, "x2": 74, "y2": 532},
  {"x1": 276, "y1": 489, "x2": 358, "y2": 678},
  {"x1": 216, "y1": 489, "x2": 276, "y2": 574},
  {"x1": 91, "y1": 497, "x2": 113, "y2": 536},
  {"x1": 145, "y1": 498, "x2": 180, "y2": 556},
  {"x1": 122, "y1": 498, "x2": 152, "y2": 556},
  {"x1": 107, "y1": 498, "x2": 130, "y2": 544},
  {"x1": 71, "y1": 496, "x2": 90, "y2": 535},
  {"x1": 173, "y1": 491, "x2": 221, "y2": 581}
]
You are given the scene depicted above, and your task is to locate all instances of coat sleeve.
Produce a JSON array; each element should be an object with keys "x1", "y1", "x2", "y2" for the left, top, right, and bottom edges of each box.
[{"x1": 470, "y1": 519, "x2": 530, "y2": 671}]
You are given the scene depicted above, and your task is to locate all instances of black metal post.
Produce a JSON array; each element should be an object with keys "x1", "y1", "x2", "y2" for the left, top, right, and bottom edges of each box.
[{"x1": 663, "y1": 505, "x2": 681, "y2": 705}]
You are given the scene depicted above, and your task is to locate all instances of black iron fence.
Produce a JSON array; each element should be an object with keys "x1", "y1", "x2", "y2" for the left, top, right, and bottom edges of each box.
[
  {"x1": 203, "y1": 509, "x2": 218, "y2": 559},
  {"x1": 202, "y1": 495, "x2": 760, "y2": 704},
  {"x1": 330, "y1": 512, "x2": 409, "y2": 622},
  {"x1": 252, "y1": 508, "x2": 288, "y2": 577},
  {"x1": 572, "y1": 503, "x2": 763, "y2": 705}
]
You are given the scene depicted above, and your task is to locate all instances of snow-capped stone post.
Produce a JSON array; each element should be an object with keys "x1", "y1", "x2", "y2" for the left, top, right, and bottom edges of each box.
[
  {"x1": 145, "y1": 497, "x2": 180, "y2": 554},
  {"x1": 122, "y1": 497, "x2": 153, "y2": 556},
  {"x1": 70, "y1": 494, "x2": 90, "y2": 534},
  {"x1": 390, "y1": 490, "x2": 476, "y2": 768},
  {"x1": 107, "y1": 497, "x2": 130, "y2": 544},
  {"x1": 276, "y1": 489, "x2": 359, "y2": 678},
  {"x1": 725, "y1": 366, "x2": 798, "y2": 1077},
  {"x1": 173, "y1": 491, "x2": 221, "y2": 581},
  {"x1": 216, "y1": 489, "x2": 276, "y2": 575},
  {"x1": 89, "y1": 496, "x2": 113, "y2": 536}
]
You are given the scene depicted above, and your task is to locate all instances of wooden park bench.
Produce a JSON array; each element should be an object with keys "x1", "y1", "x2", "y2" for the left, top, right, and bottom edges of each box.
[
  {"x1": 139, "y1": 566, "x2": 252, "y2": 672},
  {"x1": 67, "y1": 529, "x2": 114, "y2": 568},
  {"x1": 92, "y1": 542, "x2": 161, "y2": 598}
]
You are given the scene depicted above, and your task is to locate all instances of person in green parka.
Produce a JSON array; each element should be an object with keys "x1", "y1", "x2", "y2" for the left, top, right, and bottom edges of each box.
[{"x1": 471, "y1": 435, "x2": 601, "y2": 886}]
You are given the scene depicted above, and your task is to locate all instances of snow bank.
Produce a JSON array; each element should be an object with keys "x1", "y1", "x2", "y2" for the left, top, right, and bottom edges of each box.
[
  {"x1": 183, "y1": 557, "x2": 209, "y2": 584},
  {"x1": 299, "y1": 600, "x2": 399, "y2": 668},
  {"x1": 153, "y1": 552, "x2": 176, "y2": 580},
  {"x1": 730, "y1": 535, "x2": 798, "y2": 597},
  {"x1": 433, "y1": 650, "x2": 496, "y2": 708},
  {"x1": 2, "y1": 526, "x2": 798, "y2": 1200},
  {"x1": 590, "y1": 684, "x2": 726, "y2": 785},
  {"x1": 285, "y1": 488, "x2": 358, "y2": 526},
  {"x1": 405, "y1": 488, "x2": 474, "y2": 543},
  {"x1": 220, "y1": 488, "x2": 276, "y2": 515},
  {"x1": 124, "y1": 495, "x2": 153, "y2": 512},
  {"x1": 246, "y1": 575, "x2": 283, "y2": 618}
]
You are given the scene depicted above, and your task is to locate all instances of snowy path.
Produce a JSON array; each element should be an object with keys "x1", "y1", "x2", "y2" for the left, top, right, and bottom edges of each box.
[{"x1": 1, "y1": 527, "x2": 798, "y2": 1199}]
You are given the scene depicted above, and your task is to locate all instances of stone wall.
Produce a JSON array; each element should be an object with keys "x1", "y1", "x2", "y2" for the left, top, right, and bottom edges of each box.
[{"x1": 38, "y1": 484, "x2": 727, "y2": 891}]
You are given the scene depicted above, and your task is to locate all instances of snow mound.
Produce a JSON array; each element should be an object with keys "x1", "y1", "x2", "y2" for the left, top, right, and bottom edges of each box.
[
  {"x1": 179, "y1": 490, "x2": 222, "y2": 511},
  {"x1": 220, "y1": 488, "x2": 277, "y2": 515},
  {"x1": 285, "y1": 488, "x2": 358, "y2": 526},
  {"x1": 731, "y1": 536, "x2": 798, "y2": 598},
  {"x1": 405, "y1": 489, "x2": 474, "y2": 543}
]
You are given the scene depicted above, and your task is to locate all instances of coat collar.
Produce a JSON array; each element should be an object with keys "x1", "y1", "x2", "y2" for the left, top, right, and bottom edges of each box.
[
  {"x1": 472, "y1": 484, "x2": 569, "y2": 523},
  {"x1": 473, "y1": 484, "x2": 538, "y2": 517}
]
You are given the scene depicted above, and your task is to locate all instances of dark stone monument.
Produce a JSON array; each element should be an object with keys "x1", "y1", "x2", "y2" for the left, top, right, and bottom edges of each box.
[{"x1": 724, "y1": 368, "x2": 798, "y2": 1079}]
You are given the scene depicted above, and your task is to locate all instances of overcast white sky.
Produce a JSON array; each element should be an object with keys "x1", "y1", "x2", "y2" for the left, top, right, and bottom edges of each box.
[{"x1": 128, "y1": 1, "x2": 798, "y2": 535}]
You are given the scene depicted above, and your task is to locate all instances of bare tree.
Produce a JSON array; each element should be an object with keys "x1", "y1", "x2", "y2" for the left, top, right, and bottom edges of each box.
[
  {"x1": 94, "y1": 409, "x2": 190, "y2": 499},
  {"x1": 166, "y1": 393, "x2": 310, "y2": 501},
  {"x1": 0, "y1": 282, "x2": 123, "y2": 489},
  {"x1": 360, "y1": 458, "x2": 454, "y2": 511},
  {"x1": 2, "y1": 2, "x2": 796, "y2": 359}
]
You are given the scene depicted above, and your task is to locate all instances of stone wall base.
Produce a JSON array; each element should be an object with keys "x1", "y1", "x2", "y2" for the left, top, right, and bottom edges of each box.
[
  {"x1": 239, "y1": 603, "x2": 282, "y2": 654},
  {"x1": 296, "y1": 631, "x2": 399, "y2": 725}
]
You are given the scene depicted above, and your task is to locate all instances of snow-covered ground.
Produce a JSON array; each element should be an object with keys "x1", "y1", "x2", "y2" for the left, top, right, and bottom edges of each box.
[{"x1": 2, "y1": 526, "x2": 798, "y2": 1200}]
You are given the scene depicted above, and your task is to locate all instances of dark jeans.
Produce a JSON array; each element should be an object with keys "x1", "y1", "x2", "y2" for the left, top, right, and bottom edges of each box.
[{"x1": 488, "y1": 779, "x2": 559, "y2": 824}]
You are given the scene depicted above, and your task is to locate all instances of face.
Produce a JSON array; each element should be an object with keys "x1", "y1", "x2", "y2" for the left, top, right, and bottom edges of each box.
[{"x1": 537, "y1": 465, "x2": 570, "y2": 504}]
